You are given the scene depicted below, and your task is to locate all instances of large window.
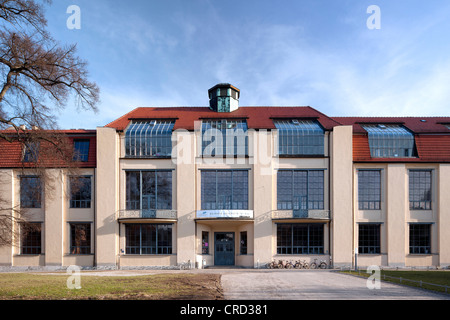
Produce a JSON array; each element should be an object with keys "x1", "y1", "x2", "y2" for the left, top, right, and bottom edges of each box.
[
  {"x1": 20, "y1": 176, "x2": 42, "y2": 208},
  {"x1": 125, "y1": 224, "x2": 172, "y2": 255},
  {"x1": 70, "y1": 223, "x2": 91, "y2": 254},
  {"x1": 277, "y1": 223, "x2": 324, "y2": 254},
  {"x1": 274, "y1": 119, "x2": 324, "y2": 156},
  {"x1": 358, "y1": 224, "x2": 381, "y2": 254},
  {"x1": 409, "y1": 170, "x2": 432, "y2": 210},
  {"x1": 277, "y1": 170, "x2": 324, "y2": 211},
  {"x1": 409, "y1": 224, "x2": 431, "y2": 254},
  {"x1": 126, "y1": 170, "x2": 172, "y2": 211},
  {"x1": 362, "y1": 124, "x2": 415, "y2": 158},
  {"x1": 73, "y1": 140, "x2": 90, "y2": 162},
  {"x1": 201, "y1": 119, "x2": 248, "y2": 157},
  {"x1": 201, "y1": 170, "x2": 248, "y2": 210},
  {"x1": 358, "y1": 170, "x2": 381, "y2": 210},
  {"x1": 21, "y1": 223, "x2": 42, "y2": 255},
  {"x1": 125, "y1": 120, "x2": 175, "y2": 158},
  {"x1": 70, "y1": 176, "x2": 91, "y2": 208}
]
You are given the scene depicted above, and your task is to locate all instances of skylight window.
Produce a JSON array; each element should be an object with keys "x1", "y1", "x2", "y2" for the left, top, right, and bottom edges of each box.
[
  {"x1": 274, "y1": 119, "x2": 324, "y2": 156},
  {"x1": 125, "y1": 120, "x2": 175, "y2": 158},
  {"x1": 362, "y1": 124, "x2": 415, "y2": 158},
  {"x1": 201, "y1": 119, "x2": 248, "y2": 156}
]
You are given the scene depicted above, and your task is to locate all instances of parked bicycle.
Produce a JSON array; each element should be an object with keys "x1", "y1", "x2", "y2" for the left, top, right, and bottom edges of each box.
[{"x1": 309, "y1": 258, "x2": 327, "y2": 269}]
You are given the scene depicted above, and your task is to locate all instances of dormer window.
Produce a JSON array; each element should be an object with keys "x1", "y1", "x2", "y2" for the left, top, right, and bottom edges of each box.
[
  {"x1": 274, "y1": 119, "x2": 324, "y2": 156},
  {"x1": 22, "y1": 141, "x2": 39, "y2": 162},
  {"x1": 125, "y1": 120, "x2": 175, "y2": 158},
  {"x1": 201, "y1": 119, "x2": 248, "y2": 157},
  {"x1": 361, "y1": 124, "x2": 416, "y2": 158}
]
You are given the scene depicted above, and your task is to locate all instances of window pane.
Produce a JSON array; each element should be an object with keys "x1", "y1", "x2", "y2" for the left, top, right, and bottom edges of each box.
[
  {"x1": 73, "y1": 140, "x2": 90, "y2": 162},
  {"x1": 274, "y1": 120, "x2": 324, "y2": 156},
  {"x1": 201, "y1": 119, "x2": 248, "y2": 157},
  {"x1": 126, "y1": 171, "x2": 140, "y2": 210},
  {"x1": 362, "y1": 124, "x2": 415, "y2": 158},
  {"x1": 201, "y1": 170, "x2": 248, "y2": 210},
  {"x1": 125, "y1": 224, "x2": 172, "y2": 255},
  {"x1": 125, "y1": 120, "x2": 174, "y2": 158},
  {"x1": 70, "y1": 176, "x2": 91, "y2": 208},
  {"x1": 409, "y1": 170, "x2": 432, "y2": 210},
  {"x1": 277, "y1": 224, "x2": 324, "y2": 255},
  {"x1": 358, "y1": 170, "x2": 381, "y2": 210},
  {"x1": 70, "y1": 223, "x2": 91, "y2": 254},
  {"x1": 21, "y1": 223, "x2": 41, "y2": 255},
  {"x1": 20, "y1": 177, "x2": 41, "y2": 208},
  {"x1": 409, "y1": 224, "x2": 431, "y2": 254},
  {"x1": 358, "y1": 224, "x2": 381, "y2": 254}
]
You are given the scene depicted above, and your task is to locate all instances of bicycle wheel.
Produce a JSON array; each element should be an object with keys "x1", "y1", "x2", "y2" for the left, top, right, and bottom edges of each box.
[
  {"x1": 319, "y1": 262, "x2": 327, "y2": 269},
  {"x1": 309, "y1": 262, "x2": 317, "y2": 269}
]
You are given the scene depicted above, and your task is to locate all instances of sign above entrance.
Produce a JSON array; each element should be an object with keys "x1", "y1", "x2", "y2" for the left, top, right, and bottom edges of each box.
[{"x1": 196, "y1": 210, "x2": 253, "y2": 219}]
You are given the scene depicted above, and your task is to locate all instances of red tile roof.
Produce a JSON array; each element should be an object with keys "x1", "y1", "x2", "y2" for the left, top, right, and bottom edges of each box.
[
  {"x1": 105, "y1": 106, "x2": 342, "y2": 131},
  {"x1": 0, "y1": 130, "x2": 96, "y2": 168},
  {"x1": 339, "y1": 117, "x2": 450, "y2": 163}
]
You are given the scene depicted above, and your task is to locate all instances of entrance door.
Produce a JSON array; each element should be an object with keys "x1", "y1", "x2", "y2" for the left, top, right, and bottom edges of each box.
[{"x1": 214, "y1": 232, "x2": 235, "y2": 266}]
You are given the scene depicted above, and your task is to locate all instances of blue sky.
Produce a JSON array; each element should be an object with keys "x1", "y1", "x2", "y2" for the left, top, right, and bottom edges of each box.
[{"x1": 44, "y1": 0, "x2": 450, "y2": 129}]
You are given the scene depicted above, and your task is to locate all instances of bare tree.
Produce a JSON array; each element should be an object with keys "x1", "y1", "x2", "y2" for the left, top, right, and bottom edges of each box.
[{"x1": 0, "y1": 0, "x2": 99, "y2": 247}]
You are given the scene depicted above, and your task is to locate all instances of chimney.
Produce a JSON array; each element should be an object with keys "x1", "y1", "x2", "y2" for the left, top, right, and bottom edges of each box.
[{"x1": 208, "y1": 83, "x2": 240, "y2": 112}]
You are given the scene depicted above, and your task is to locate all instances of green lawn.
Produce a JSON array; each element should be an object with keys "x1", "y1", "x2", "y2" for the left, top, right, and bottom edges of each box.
[
  {"x1": 0, "y1": 273, "x2": 223, "y2": 300},
  {"x1": 343, "y1": 270, "x2": 450, "y2": 295}
]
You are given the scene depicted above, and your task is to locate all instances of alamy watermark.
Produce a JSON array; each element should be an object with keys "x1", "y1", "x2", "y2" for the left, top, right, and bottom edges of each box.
[
  {"x1": 67, "y1": 5, "x2": 81, "y2": 30},
  {"x1": 366, "y1": 265, "x2": 381, "y2": 290},
  {"x1": 367, "y1": 5, "x2": 381, "y2": 30},
  {"x1": 66, "y1": 265, "x2": 81, "y2": 289}
]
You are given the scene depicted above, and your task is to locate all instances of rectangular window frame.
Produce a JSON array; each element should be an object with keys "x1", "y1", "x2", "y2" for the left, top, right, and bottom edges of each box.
[
  {"x1": 358, "y1": 169, "x2": 382, "y2": 210},
  {"x1": 201, "y1": 119, "x2": 248, "y2": 157},
  {"x1": 409, "y1": 170, "x2": 432, "y2": 210},
  {"x1": 73, "y1": 139, "x2": 90, "y2": 162},
  {"x1": 125, "y1": 223, "x2": 173, "y2": 255},
  {"x1": 70, "y1": 223, "x2": 91, "y2": 255},
  {"x1": 20, "y1": 176, "x2": 42, "y2": 209},
  {"x1": 274, "y1": 119, "x2": 325, "y2": 156},
  {"x1": 202, "y1": 231, "x2": 209, "y2": 255},
  {"x1": 20, "y1": 223, "x2": 42, "y2": 255},
  {"x1": 358, "y1": 223, "x2": 381, "y2": 254},
  {"x1": 276, "y1": 223, "x2": 324, "y2": 255},
  {"x1": 240, "y1": 231, "x2": 247, "y2": 255},
  {"x1": 276, "y1": 169, "x2": 325, "y2": 211},
  {"x1": 125, "y1": 170, "x2": 173, "y2": 211},
  {"x1": 125, "y1": 120, "x2": 175, "y2": 158},
  {"x1": 69, "y1": 176, "x2": 92, "y2": 208},
  {"x1": 200, "y1": 169, "x2": 249, "y2": 210},
  {"x1": 409, "y1": 223, "x2": 431, "y2": 255}
]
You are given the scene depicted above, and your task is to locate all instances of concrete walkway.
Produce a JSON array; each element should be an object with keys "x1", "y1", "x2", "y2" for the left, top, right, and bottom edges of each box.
[{"x1": 220, "y1": 270, "x2": 450, "y2": 300}]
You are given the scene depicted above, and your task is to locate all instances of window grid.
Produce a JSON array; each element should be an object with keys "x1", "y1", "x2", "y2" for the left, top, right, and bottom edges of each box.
[
  {"x1": 125, "y1": 120, "x2": 174, "y2": 158},
  {"x1": 70, "y1": 223, "x2": 91, "y2": 254},
  {"x1": 22, "y1": 142, "x2": 39, "y2": 162},
  {"x1": 362, "y1": 124, "x2": 415, "y2": 158},
  {"x1": 73, "y1": 140, "x2": 90, "y2": 162},
  {"x1": 201, "y1": 119, "x2": 248, "y2": 156},
  {"x1": 409, "y1": 224, "x2": 431, "y2": 254},
  {"x1": 274, "y1": 119, "x2": 324, "y2": 156},
  {"x1": 358, "y1": 224, "x2": 381, "y2": 254},
  {"x1": 277, "y1": 224, "x2": 324, "y2": 255},
  {"x1": 125, "y1": 224, "x2": 172, "y2": 255},
  {"x1": 240, "y1": 231, "x2": 247, "y2": 255},
  {"x1": 125, "y1": 170, "x2": 172, "y2": 211},
  {"x1": 276, "y1": 170, "x2": 324, "y2": 211},
  {"x1": 409, "y1": 170, "x2": 432, "y2": 210},
  {"x1": 21, "y1": 223, "x2": 41, "y2": 255},
  {"x1": 20, "y1": 176, "x2": 42, "y2": 208},
  {"x1": 70, "y1": 176, "x2": 91, "y2": 208},
  {"x1": 201, "y1": 170, "x2": 248, "y2": 210},
  {"x1": 358, "y1": 170, "x2": 381, "y2": 210}
]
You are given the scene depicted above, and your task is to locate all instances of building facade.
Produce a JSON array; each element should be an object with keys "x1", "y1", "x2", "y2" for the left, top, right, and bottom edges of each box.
[{"x1": 1, "y1": 83, "x2": 450, "y2": 269}]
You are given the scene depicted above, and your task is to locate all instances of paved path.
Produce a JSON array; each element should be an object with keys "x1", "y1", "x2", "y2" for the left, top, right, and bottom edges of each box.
[{"x1": 220, "y1": 270, "x2": 450, "y2": 300}]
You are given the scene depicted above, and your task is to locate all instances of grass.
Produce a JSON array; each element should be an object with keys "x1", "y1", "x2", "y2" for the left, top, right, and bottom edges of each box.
[
  {"x1": 0, "y1": 273, "x2": 223, "y2": 300},
  {"x1": 342, "y1": 269, "x2": 450, "y2": 295}
]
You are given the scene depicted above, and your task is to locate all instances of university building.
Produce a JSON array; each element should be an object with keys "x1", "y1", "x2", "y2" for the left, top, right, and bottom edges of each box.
[{"x1": 1, "y1": 83, "x2": 450, "y2": 269}]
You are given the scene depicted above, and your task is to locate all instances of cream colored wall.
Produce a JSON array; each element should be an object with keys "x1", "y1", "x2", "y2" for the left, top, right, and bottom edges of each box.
[
  {"x1": 95, "y1": 127, "x2": 119, "y2": 267},
  {"x1": 439, "y1": 164, "x2": 450, "y2": 268},
  {"x1": 330, "y1": 126, "x2": 354, "y2": 267},
  {"x1": 354, "y1": 163, "x2": 443, "y2": 268}
]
